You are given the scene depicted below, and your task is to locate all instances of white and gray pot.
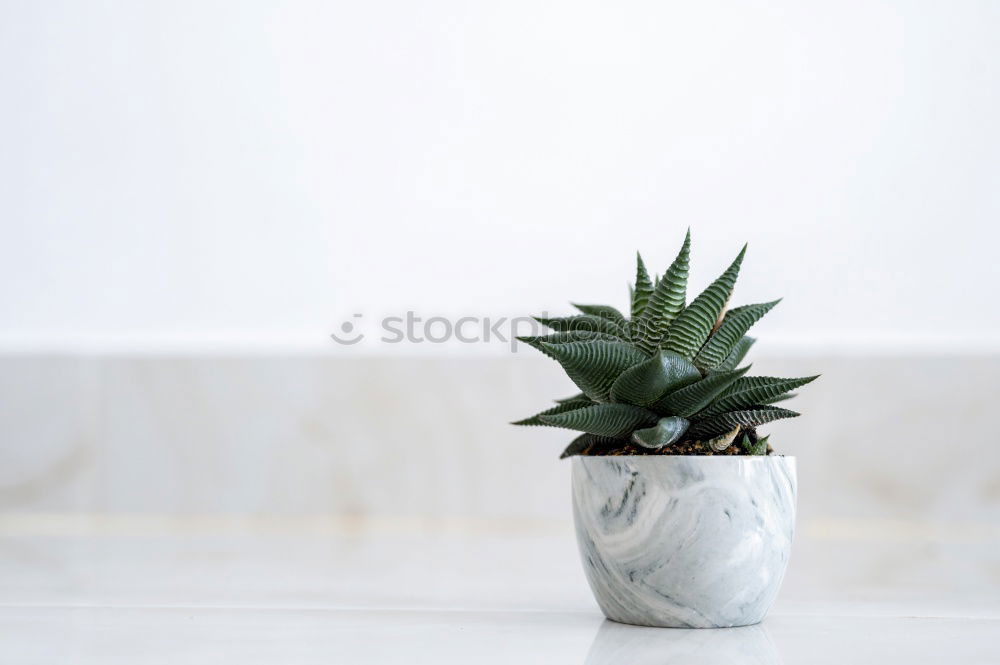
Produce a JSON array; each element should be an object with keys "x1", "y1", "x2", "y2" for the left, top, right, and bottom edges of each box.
[{"x1": 572, "y1": 455, "x2": 796, "y2": 628}]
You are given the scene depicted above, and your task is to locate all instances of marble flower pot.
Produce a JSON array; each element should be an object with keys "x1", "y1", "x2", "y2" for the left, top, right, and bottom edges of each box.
[{"x1": 572, "y1": 455, "x2": 796, "y2": 628}]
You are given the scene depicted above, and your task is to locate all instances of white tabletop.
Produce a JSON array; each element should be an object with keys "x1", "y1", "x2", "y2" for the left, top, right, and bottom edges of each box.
[{"x1": 1, "y1": 514, "x2": 997, "y2": 664}]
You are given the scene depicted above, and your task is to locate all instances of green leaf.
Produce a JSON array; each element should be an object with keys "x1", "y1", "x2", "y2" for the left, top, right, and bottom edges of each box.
[
  {"x1": 687, "y1": 406, "x2": 799, "y2": 439},
  {"x1": 741, "y1": 433, "x2": 769, "y2": 455},
  {"x1": 540, "y1": 340, "x2": 648, "y2": 402},
  {"x1": 700, "y1": 375, "x2": 819, "y2": 416},
  {"x1": 763, "y1": 392, "x2": 796, "y2": 404},
  {"x1": 715, "y1": 336, "x2": 755, "y2": 372},
  {"x1": 650, "y1": 366, "x2": 750, "y2": 417},
  {"x1": 695, "y1": 300, "x2": 780, "y2": 369},
  {"x1": 609, "y1": 350, "x2": 701, "y2": 406},
  {"x1": 533, "y1": 315, "x2": 628, "y2": 339},
  {"x1": 573, "y1": 303, "x2": 627, "y2": 327},
  {"x1": 738, "y1": 432, "x2": 752, "y2": 452},
  {"x1": 635, "y1": 230, "x2": 691, "y2": 353},
  {"x1": 512, "y1": 398, "x2": 593, "y2": 426},
  {"x1": 631, "y1": 416, "x2": 690, "y2": 449},
  {"x1": 630, "y1": 253, "x2": 654, "y2": 319},
  {"x1": 555, "y1": 392, "x2": 589, "y2": 404},
  {"x1": 560, "y1": 433, "x2": 623, "y2": 459},
  {"x1": 517, "y1": 331, "x2": 623, "y2": 359},
  {"x1": 540, "y1": 403, "x2": 659, "y2": 437},
  {"x1": 662, "y1": 245, "x2": 746, "y2": 360}
]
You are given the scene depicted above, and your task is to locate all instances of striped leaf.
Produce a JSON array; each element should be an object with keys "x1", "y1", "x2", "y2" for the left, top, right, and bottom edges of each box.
[
  {"x1": 540, "y1": 403, "x2": 659, "y2": 437},
  {"x1": 512, "y1": 398, "x2": 593, "y2": 426},
  {"x1": 630, "y1": 253, "x2": 655, "y2": 319},
  {"x1": 609, "y1": 350, "x2": 701, "y2": 406},
  {"x1": 687, "y1": 406, "x2": 800, "y2": 439},
  {"x1": 662, "y1": 245, "x2": 746, "y2": 360},
  {"x1": 517, "y1": 331, "x2": 622, "y2": 359},
  {"x1": 763, "y1": 392, "x2": 796, "y2": 404},
  {"x1": 572, "y1": 303, "x2": 627, "y2": 326},
  {"x1": 631, "y1": 416, "x2": 690, "y2": 449},
  {"x1": 555, "y1": 392, "x2": 589, "y2": 404},
  {"x1": 635, "y1": 230, "x2": 691, "y2": 353},
  {"x1": 533, "y1": 314, "x2": 629, "y2": 339},
  {"x1": 700, "y1": 375, "x2": 819, "y2": 416},
  {"x1": 560, "y1": 433, "x2": 623, "y2": 459},
  {"x1": 695, "y1": 300, "x2": 780, "y2": 369},
  {"x1": 715, "y1": 336, "x2": 755, "y2": 372},
  {"x1": 650, "y1": 366, "x2": 750, "y2": 417},
  {"x1": 540, "y1": 340, "x2": 648, "y2": 402}
]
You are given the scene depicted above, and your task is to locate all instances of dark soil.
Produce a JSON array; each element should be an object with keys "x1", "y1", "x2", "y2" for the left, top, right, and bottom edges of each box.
[
  {"x1": 577, "y1": 428, "x2": 775, "y2": 456},
  {"x1": 593, "y1": 440, "x2": 774, "y2": 456}
]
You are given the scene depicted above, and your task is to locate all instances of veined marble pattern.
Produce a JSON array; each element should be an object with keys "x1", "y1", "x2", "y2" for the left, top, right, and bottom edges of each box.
[{"x1": 572, "y1": 456, "x2": 797, "y2": 628}]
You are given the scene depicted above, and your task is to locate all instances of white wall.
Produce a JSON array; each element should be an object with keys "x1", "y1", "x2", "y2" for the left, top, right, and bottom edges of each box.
[
  {"x1": 1, "y1": 2, "x2": 999, "y2": 532},
  {"x1": 2, "y1": 0, "x2": 999, "y2": 350}
]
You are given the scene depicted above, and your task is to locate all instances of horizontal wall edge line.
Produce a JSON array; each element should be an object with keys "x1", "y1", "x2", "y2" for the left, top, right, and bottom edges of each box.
[{"x1": 0, "y1": 333, "x2": 999, "y2": 356}]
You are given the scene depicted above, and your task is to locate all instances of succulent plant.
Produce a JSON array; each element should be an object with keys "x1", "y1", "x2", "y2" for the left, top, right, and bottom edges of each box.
[{"x1": 513, "y1": 230, "x2": 818, "y2": 458}]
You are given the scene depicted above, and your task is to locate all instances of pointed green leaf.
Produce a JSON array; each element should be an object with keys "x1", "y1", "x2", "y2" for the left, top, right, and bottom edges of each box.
[
  {"x1": 663, "y1": 245, "x2": 746, "y2": 359},
  {"x1": 687, "y1": 406, "x2": 799, "y2": 439},
  {"x1": 609, "y1": 350, "x2": 701, "y2": 406},
  {"x1": 695, "y1": 300, "x2": 780, "y2": 369},
  {"x1": 533, "y1": 314, "x2": 628, "y2": 339},
  {"x1": 555, "y1": 392, "x2": 589, "y2": 404},
  {"x1": 635, "y1": 230, "x2": 691, "y2": 353},
  {"x1": 560, "y1": 433, "x2": 623, "y2": 459},
  {"x1": 631, "y1": 416, "x2": 690, "y2": 449},
  {"x1": 650, "y1": 366, "x2": 750, "y2": 417},
  {"x1": 517, "y1": 331, "x2": 623, "y2": 359},
  {"x1": 763, "y1": 392, "x2": 796, "y2": 404},
  {"x1": 700, "y1": 375, "x2": 819, "y2": 416},
  {"x1": 738, "y1": 432, "x2": 752, "y2": 452},
  {"x1": 715, "y1": 336, "x2": 755, "y2": 372},
  {"x1": 539, "y1": 340, "x2": 648, "y2": 401},
  {"x1": 742, "y1": 433, "x2": 769, "y2": 455},
  {"x1": 540, "y1": 403, "x2": 659, "y2": 437},
  {"x1": 512, "y1": 398, "x2": 593, "y2": 426},
  {"x1": 630, "y1": 253, "x2": 654, "y2": 319},
  {"x1": 573, "y1": 303, "x2": 627, "y2": 327}
]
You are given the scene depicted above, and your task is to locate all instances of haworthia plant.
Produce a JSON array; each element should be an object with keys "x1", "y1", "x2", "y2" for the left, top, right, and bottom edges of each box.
[
  {"x1": 538, "y1": 340, "x2": 647, "y2": 402},
  {"x1": 630, "y1": 253, "x2": 655, "y2": 320},
  {"x1": 512, "y1": 230, "x2": 819, "y2": 457},
  {"x1": 661, "y1": 245, "x2": 745, "y2": 361},
  {"x1": 634, "y1": 230, "x2": 690, "y2": 353},
  {"x1": 694, "y1": 301, "x2": 779, "y2": 369},
  {"x1": 632, "y1": 416, "x2": 690, "y2": 449},
  {"x1": 609, "y1": 350, "x2": 701, "y2": 406},
  {"x1": 539, "y1": 403, "x2": 659, "y2": 437}
]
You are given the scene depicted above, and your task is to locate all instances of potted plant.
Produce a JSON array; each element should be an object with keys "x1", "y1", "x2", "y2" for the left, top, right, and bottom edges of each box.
[{"x1": 513, "y1": 230, "x2": 817, "y2": 628}]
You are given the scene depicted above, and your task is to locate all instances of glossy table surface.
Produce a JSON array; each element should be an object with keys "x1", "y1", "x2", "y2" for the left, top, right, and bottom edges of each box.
[{"x1": 1, "y1": 514, "x2": 998, "y2": 664}]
